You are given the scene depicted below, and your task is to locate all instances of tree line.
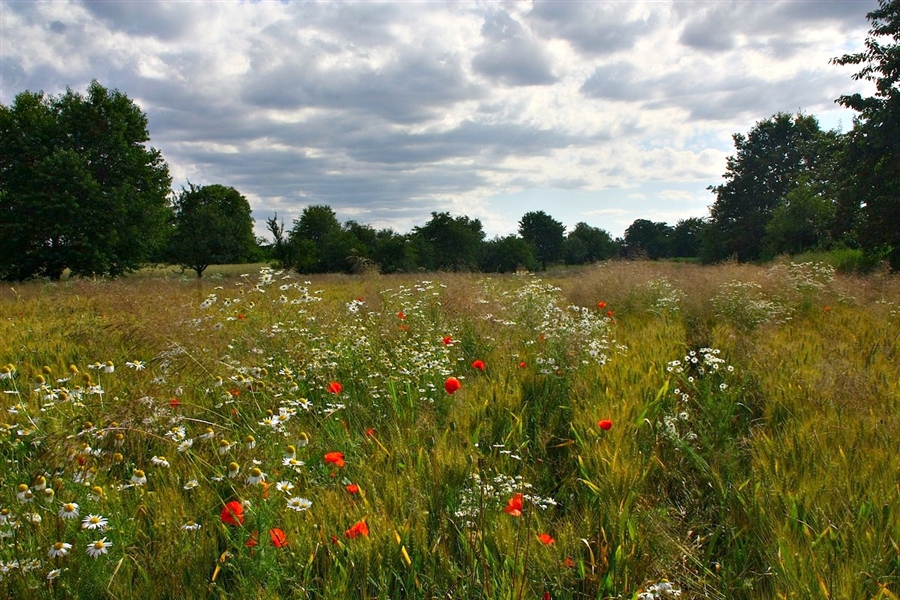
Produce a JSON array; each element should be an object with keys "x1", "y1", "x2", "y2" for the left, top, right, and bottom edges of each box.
[{"x1": 2, "y1": 1, "x2": 898, "y2": 279}]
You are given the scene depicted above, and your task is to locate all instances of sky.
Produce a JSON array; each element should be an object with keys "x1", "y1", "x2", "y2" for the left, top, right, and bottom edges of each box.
[{"x1": 0, "y1": 0, "x2": 878, "y2": 240}]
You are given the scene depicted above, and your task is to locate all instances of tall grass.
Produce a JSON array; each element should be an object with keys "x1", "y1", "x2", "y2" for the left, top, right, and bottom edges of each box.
[{"x1": 0, "y1": 261, "x2": 897, "y2": 598}]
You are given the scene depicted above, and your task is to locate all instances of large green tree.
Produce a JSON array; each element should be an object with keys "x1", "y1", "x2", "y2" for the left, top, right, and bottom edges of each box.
[
  {"x1": 0, "y1": 80, "x2": 171, "y2": 279},
  {"x1": 286, "y1": 205, "x2": 349, "y2": 273},
  {"x1": 833, "y1": 0, "x2": 900, "y2": 268},
  {"x1": 706, "y1": 113, "x2": 828, "y2": 262},
  {"x1": 412, "y1": 212, "x2": 485, "y2": 271},
  {"x1": 168, "y1": 183, "x2": 257, "y2": 277},
  {"x1": 518, "y1": 210, "x2": 565, "y2": 270},
  {"x1": 564, "y1": 222, "x2": 618, "y2": 264},
  {"x1": 623, "y1": 219, "x2": 673, "y2": 259}
]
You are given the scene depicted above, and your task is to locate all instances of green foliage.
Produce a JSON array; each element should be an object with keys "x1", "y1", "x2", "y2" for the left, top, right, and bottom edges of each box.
[
  {"x1": 0, "y1": 80, "x2": 172, "y2": 280},
  {"x1": 833, "y1": 0, "x2": 900, "y2": 268},
  {"x1": 481, "y1": 235, "x2": 536, "y2": 273},
  {"x1": 519, "y1": 211, "x2": 566, "y2": 270},
  {"x1": 412, "y1": 212, "x2": 485, "y2": 271},
  {"x1": 168, "y1": 183, "x2": 257, "y2": 277},
  {"x1": 565, "y1": 222, "x2": 619, "y2": 264},
  {"x1": 624, "y1": 219, "x2": 674, "y2": 259}
]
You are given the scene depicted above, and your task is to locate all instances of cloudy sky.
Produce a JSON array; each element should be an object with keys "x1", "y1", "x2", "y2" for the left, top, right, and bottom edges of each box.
[{"x1": 1, "y1": 0, "x2": 877, "y2": 239}]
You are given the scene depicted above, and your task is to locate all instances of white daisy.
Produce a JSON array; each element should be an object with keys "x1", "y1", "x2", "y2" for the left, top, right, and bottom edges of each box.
[
  {"x1": 177, "y1": 439, "x2": 194, "y2": 453},
  {"x1": 275, "y1": 481, "x2": 294, "y2": 493},
  {"x1": 183, "y1": 479, "x2": 199, "y2": 491},
  {"x1": 286, "y1": 496, "x2": 312, "y2": 512},
  {"x1": 81, "y1": 514, "x2": 108, "y2": 530},
  {"x1": 150, "y1": 456, "x2": 170, "y2": 468},
  {"x1": 86, "y1": 538, "x2": 112, "y2": 558},
  {"x1": 181, "y1": 521, "x2": 201, "y2": 532},
  {"x1": 47, "y1": 568, "x2": 62, "y2": 580},
  {"x1": 48, "y1": 542, "x2": 72, "y2": 558},
  {"x1": 130, "y1": 470, "x2": 147, "y2": 486},
  {"x1": 58, "y1": 503, "x2": 79, "y2": 520},
  {"x1": 227, "y1": 462, "x2": 240, "y2": 479},
  {"x1": 246, "y1": 468, "x2": 266, "y2": 486}
]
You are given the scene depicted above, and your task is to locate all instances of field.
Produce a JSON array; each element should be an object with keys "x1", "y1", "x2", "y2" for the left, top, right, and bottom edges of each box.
[{"x1": 0, "y1": 261, "x2": 898, "y2": 599}]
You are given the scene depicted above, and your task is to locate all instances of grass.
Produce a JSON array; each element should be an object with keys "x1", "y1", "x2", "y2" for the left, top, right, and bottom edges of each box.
[{"x1": 0, "y1": 260, "x2": 898, "y2": 599}]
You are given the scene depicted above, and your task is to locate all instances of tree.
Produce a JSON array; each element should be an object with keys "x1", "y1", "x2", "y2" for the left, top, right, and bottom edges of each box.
[
  {"x1": 564, "y1": 222, "x2": 618, "y2": 264},
  {"x1": 707, "y1": 113, "x2": 826, "y2": 262},
  {"x1": 412, "y1": 212, "x2": 485, "y2": 271},
  {"x1": 833, "y1": 0, "x2": 900, "y2": 268},
  {"x1": 266, "y1": 213, "x2": 289, "y2": 268},
  {"x1": 518, "y1": 211, "x2": 565, "y2": 270},
  {"x1": 287, "y1": 205, "x2": 345, "y2": 273},
  {"x1": 0, "y1": 80, "x2": 171, "y2": 280},
  {"x1": 481, "y1": 235, "x2": 536, "y2": 272},
  {"x1": 672, "y1": 217, "x2": 708, "y2": 258},
  {"x1": 623, "y1": 219, "x2": 673, "y2": 259},
  {"x1": 168, "y1": 184, "x2": 257, "y2": 277},
  {"x1": 762, "y1": 178, "x2": 835, "y2": 257}
]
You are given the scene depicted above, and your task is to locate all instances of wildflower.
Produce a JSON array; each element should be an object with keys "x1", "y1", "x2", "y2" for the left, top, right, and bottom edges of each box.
[
  {"x1": 227, "y1": 462, "x2": 240, "y2": 479},
  {"x1": 286, "y1": 496, "x2": 312, "y2": 512},
  {"x1": 81, "y1": 514, "x2": 108, "y2": 530},
  {"x1": 169, "y1": 398, "x2": 180, "y2": 408},
  {"x1": 17, "y1": 484, "x2": 33, "y2": 503},
  {"x1": 397, "y1": 311, "x2": 406, "y2": 320},
  {"x1": 598, "y1": 419, "x2": 613, "y2": 431},
  {"x1": 297, "y1": 432, "x2": 309, "y2": 447},
  {"x1": 607, "y1": 310, "x2": 614, "y2": 318},
  {"x1": 283, "y1": 457, "x2": 305, "y2": 471},
  {"x1": 275, "y1": 481, "x2": 294, "y2": 493},
  {"x1": 365, "y1": 428, "x2": 376, "y2": 437},
  {"x1": 444, "y1": 377, "x2": 461, "y2": 394},
  {"x1": 177, "y1": 439, "x2": 194, "y2": 453},
  {"x1": 244, "y1": 435, "x2": 256, "y2": 450},
  {"x1": 150, "y1": 456, "x2": 170, "y2": 468},
  {"x1": 181, "y1": 521, "x2": 201, "y2": 532},
  {"x1": 326, "y1": 381, "x2": 343, "y2": 394},
  {"x1": 564, "y1": 556, "x2": 576, "y2": 568},
  {"x1": 218, "y1": 439, "x2": 232, "y2": 455},
  {"x1": 131, "y1": 470, "x2": 147, "y2": 486},
  {"x1": 246, "y1": 468, "x2": 266, "y2": 486},
  {"x1": 86, "y1": 538, "x2": 112, "y2": 558},
  {"x1": 324, "y1": 451, "x2": 345, "y2": 468},
  {"x1": 33, "y1": 476, "x2": 47, "y2": 492},
  {"x1": 283, "y1": 445, "x2": 296, "y2": 460},
  {"x1": 48, "y1": 541, "x2": 72, "y2": 558},
  {"x1": 269, "y1": 528, "x2": 288, "y2": 547},
  {"x1": 538, "y1": 533, "x2": 555, "y2": 545},
  {"x1": 598, "y1": 301, "x2": 607, "y2": 309},
  {"x1": 183, "y1": 479, "x2": 199, "y2": 491},
  {"x1": 58, "y1": 503, "x2": 79, "y2": 520},
  {"x1": 345, "y1": 519, "x2": 369, "y2": 538},
  {"x1": 346, "y1": 484, "x2": 360, "y2": 494},
  {"x1": 103, "y1": 361, "x2": 115, "y2": 374},
  {"x1": 245, "y1": 531, "x2": 259, "y2": 547},
  {"x1": 200, "y1": 427, "x2": 216, "y2": 440},
  {"x1": 125, "y1": 360, "x2": 145, "y2": 370},
  {"x1": 47, "y1": 568, "x2": 62, "y2": 580},
  {"x1": 504, "y1": 493, "x2": 524, "y2": 517},
  {"x1": 442, "y1": 335, "x2": 453, "y2": 345},
  {"x1": 471, "y1": 360, "x2": 485, "y2": 371},
  {"x1": 518, "y1": 361, "x2": 526, "y2": 368},
  {"x1": 221, "y1": 501, "x2": 245, "y2": 526}
]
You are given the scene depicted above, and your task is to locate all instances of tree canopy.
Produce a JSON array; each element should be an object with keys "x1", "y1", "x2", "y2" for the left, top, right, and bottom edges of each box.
[
  {"x1": 168, "y1": 183, "x2": 257, "y2": 277},
  {"x1": 519, "y1": 210, "x2": 566, "y2": 270},
  {"x1": 0, "y1": 80, "x2": 171, "y2": 280}
]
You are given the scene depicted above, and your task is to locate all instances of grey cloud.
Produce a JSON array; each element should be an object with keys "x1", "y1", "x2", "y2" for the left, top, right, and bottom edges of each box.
[
  {"x1": 529, "y1": 1, "x2": 655, "y2": 56},
  {"x1": 580, "y1": 62, "x2": 646, "y2": 101},
  {"x1": 79, "y1": 0, "x2": 199, "y2": 40}
]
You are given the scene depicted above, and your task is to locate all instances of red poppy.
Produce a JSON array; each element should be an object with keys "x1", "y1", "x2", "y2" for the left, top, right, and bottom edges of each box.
[
  {"x1": 269, "y1": 528, "x2": 288, "y2": 548},
  {"x1": 169, "y1": 397, "x2": 180, "y2": 408},
  {"x1": 326, "y1": 381, "x2": 343, "y2": 394},
  {"x1": 345, "y1": 519, "x2": 369, "y2": 538},
  {"x1": 397, "y1": 311, "x2": 406, "y2": 320},
  {"x1": 538, "y1": 533, "x2": 555, "y2": 545},
  {"x1": 824, "y1": 305, "x2": 831, "y2": 312},
  {"x1": 471, "y1": 360, "x2": 485, "y2": 371},
  {"x1": 237, "y1": 313, "x2": 245, "y2": 320},
  {"x1": 598, "y1": 301, "x2": 606, "y2": 309},
  {"x1": 365, "y1": 428, "x2": 376, "y2": 437},
  {"x1": 518, "y1": 361, "x2": 526, "y2": 368},
  {"x1": 324, "y1": 451, "x2": 345, "y2": 468},
  {"x1": 598, "y1": 419, "x2": 613, "y2": 431},
  {"x1": 346, "y1": 484, "x2": 359, "y2": 494},
  {"x1": 606, "y1": 310, "x2": 614, "y2": 318},
  {"x1": 504, "y1": 493, "x2": 524, "y2": 517},
  {"x1": 221, "y1": 500, "x2": 244, "y2": 526},
  {"x1": 444, "y1": 377, "x2": 461, "y2": 394},
  {"x1": 564, "y1": 556, "x2": 576, "y2": 568},
  {"x1": 246, "y1": 531, "x2": 258, "y2": 547},
  {"x1": 543, "y1": 593, "x2": 551, "y2": 600},
  {"x1": 442, "y1": 335, "x2": 453, "y2": 345},
  {"x1": 357, "y1": 296, "x2": 363, "y2": 302},
  {"x1": 400, "y1": 324, "x2": 409, "y2": 332}
]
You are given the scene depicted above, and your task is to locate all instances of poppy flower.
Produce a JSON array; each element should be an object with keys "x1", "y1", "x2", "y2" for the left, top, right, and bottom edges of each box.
[
  {"x1": 598, "y1": 419, "x2": 613, "y2": 431},
  {"x1": 346, "y1": 483, "x2": 359, "y2": 494},
  {"x1": 269, "y1": 528, "x2": 288, "y2": 548},
  {"x1": 543, "y1": 593, "x2": 551, "y2": 600},
  {"x1": 444, "y1": 377, "x2": 461, "y2": 394},
  {"x1": 345, "y1": 519, "x2": 369, "y2": 538},
  {"x1": 169, "y1": 398, "x2": 180, "y2": 408},
  {"x1": 245, "y1": 532, "x2": 259, "y2": 547},
  {"x1": 442, "y1": 335, "x2": 453, "y2": 346},
  {"x1": 504, "y1": 493, "x2": 524, "y2": 517},
  {"x1": 220, "y1": 500, "x2": 244, "y2": 526},
  {"x1": 538, "y1": 533, "x2": 555, "y2": 545},
  {"x1": 324, "y1": 451, "x2": 345, "y2": 468},
  {"x1": 471, "y1": 360, "x2": 485, "y2": 371},
  {"x1": 607, "y1": 310, "x2": 614, "y2": 318},
  {"x1": 564, "y1": 556, "x2": 576, "y2": 568},
  {"x1": 518, "y1": 361, "x2": 526, "y2": 369},
  {"x1": 365, "y1": 428, "x2": 375, "y2": 437},
  {"x1": 598, "y1": 301, "x2": 606, "y2": 309},
  {"x1": 326, "y1": 381, "x2": 343, "y2": 394},
  {"x1": 397, "y1": 311, "x2": 406, "y2": 320}
]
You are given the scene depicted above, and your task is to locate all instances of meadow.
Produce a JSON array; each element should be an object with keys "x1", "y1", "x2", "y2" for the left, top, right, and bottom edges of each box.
[{"x1": 0, "y1": 260, "x2": 898, "y2": 599}]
